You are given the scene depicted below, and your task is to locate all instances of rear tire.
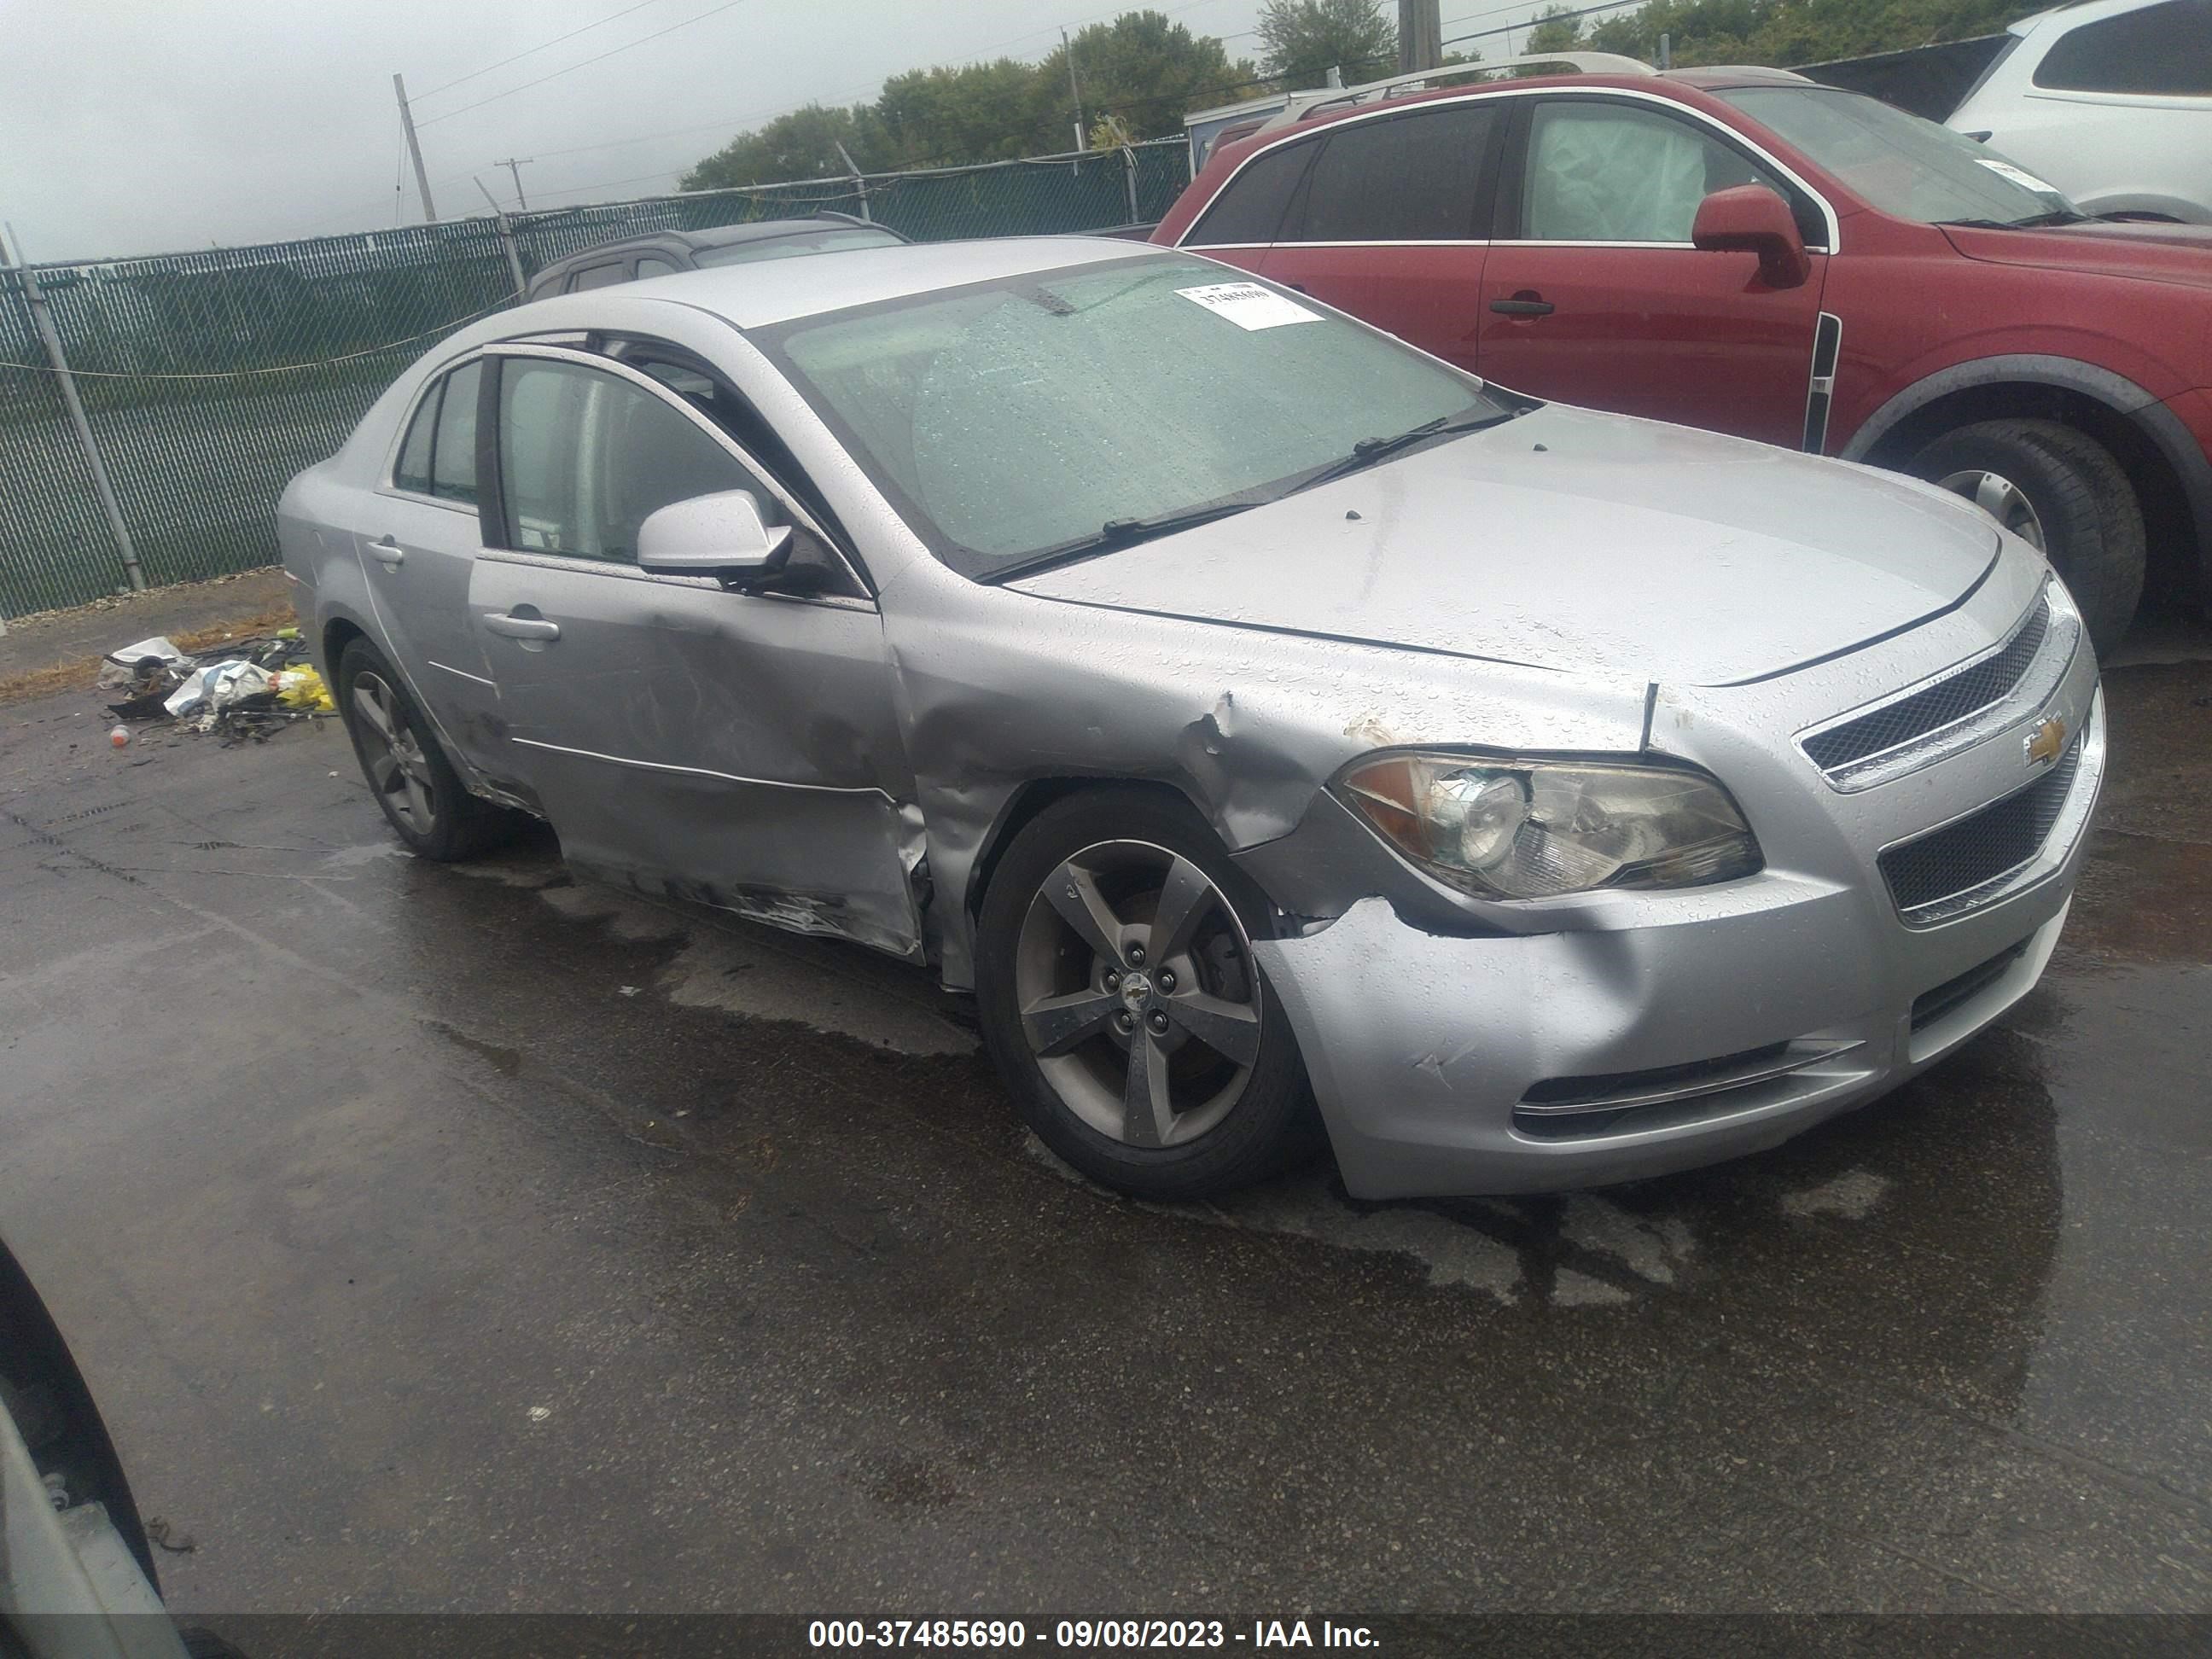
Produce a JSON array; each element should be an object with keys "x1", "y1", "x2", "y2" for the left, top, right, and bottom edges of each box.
[
  {"x1": 975, "y1": 788, "x2": 1324, "y2": 1202},
  {"x1": 335, "y1": 637, "x2": 515, "y2": 861},
  {"x1": 1908, "y1": 418, "x2": 2145, "y2": 655}
]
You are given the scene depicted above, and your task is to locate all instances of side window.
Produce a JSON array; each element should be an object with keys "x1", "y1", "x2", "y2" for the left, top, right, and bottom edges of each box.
[
  {"x1": 394, "y1": 380, "x2": 439, "y2": 493},
  {"x1": 1185, "y1": 139, "x2": 1318, "y2": 246},
  {"x1": 497, "y1": 358, "x2": 769, "y2": 563},
  {"x1": 636, "y1": 255, "x2": 682, "y2": 278},
  {"x1": 2034, "y1": 1, "x2": 2212, "y2": 96},
  {"x1": 1289, "y1": 103, "x2": 1499, "y2": 242},
  {"x1": 429, "y1": 360, "x2": 481, "y2": 504},
  {"x1": 568, "y1": 262, "x2": 629, "y2": 292},
  {"x1": 1521, "y1": 101, "x2": 1795, "y2": 243}
]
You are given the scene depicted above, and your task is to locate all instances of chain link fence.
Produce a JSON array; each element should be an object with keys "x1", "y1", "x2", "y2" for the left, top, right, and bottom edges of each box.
[{"x1": 2, "y1": 137, "x2": 1192, "y2": 620}]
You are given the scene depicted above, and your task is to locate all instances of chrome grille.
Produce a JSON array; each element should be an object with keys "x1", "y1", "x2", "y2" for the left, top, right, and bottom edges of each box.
[
  {"x1": 1879, "y1": 740, "x2": 2082, "y2": 923},
  {"x1": 1805, "y1": 597, "x2": 2050, "y2": 772}
]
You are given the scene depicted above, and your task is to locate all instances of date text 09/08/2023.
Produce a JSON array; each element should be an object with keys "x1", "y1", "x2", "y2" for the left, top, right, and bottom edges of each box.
[{"x1": 807, "y1": 1619, "x2": 1382, "y2": 1650}]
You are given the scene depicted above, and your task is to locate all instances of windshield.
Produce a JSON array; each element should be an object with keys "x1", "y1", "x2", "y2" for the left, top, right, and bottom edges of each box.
[
  {"x1": 758, "y1": 255, "x2": 1508, "y2": 575},
  {"x1": 1720, "y1": 85, "x2": 2081, "y2": 228},
  {"x1": 694, "y1": 227, "x2": 904, "y2": 267}
]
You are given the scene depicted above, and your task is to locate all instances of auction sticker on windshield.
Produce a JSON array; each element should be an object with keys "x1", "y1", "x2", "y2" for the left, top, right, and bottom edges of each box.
[
  {"x1": 1973, "y1": 156, "x2": 2062, "y2": 195},
  {"x1": 1175, "y1": 282, "x2": 1320, "y2": 330}
]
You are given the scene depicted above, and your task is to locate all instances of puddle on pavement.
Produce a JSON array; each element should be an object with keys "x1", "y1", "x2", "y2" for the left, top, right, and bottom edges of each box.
[{"x1": 422, "y1": 764, "x2": 2201, "y2": 1447}]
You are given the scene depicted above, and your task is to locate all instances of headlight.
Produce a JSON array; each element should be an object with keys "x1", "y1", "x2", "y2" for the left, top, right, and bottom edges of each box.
[{"x1": 1336, "y1": 752, "x2": 1761, "y2": 900}]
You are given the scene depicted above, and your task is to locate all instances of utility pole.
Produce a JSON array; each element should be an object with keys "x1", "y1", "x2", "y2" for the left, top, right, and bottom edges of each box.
[
  {"x1": 1062, "y1": 27, "x2": 1086, "y2": 153},
  {"x1": 832, "y1": 141, "x2": 871, "y2": 222},
  {"x1": 393, "y1": 73, "x2": 438, "y2": 223},
  {"x1": 494, "y1": 157, "x2": 533, "y2": 212},
  {"x1": 474, "y1": 178, "x2": 530, "y2": 298},
  {"x1": 1398, "y1": 0, "x2": 1442, "y2": 73}
]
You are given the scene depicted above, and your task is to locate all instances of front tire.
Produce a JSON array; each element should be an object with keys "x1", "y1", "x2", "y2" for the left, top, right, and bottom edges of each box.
[
  {"x1": 336, "y1": 637, "x2": 513, "y2": 861},
  {"x1": 1908, "y1": 418, "x2": 2145, "y2": 655},
  {"x1": 975, "y1": 789, "x2": 1322, "y2": 1201}
]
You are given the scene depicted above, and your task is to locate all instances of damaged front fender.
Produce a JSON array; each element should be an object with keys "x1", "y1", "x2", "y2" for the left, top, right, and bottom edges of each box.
[{"x1": 879, "y1": 566, "x2": 1650, "y2": 988}]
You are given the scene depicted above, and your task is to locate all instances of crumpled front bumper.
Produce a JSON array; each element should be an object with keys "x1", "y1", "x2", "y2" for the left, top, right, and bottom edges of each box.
[{"x1": 1252, "y1": 692, "x2": 2104, "y2": 1202}]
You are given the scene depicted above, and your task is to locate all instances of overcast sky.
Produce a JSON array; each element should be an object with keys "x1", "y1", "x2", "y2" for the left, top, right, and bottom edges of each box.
[{"x1": 3, "y1": 0, "x2": 1563, "y2": 264}]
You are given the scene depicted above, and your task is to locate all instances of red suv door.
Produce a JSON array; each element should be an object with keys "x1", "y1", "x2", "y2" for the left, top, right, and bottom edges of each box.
[
  {"x1": 1178, "y1": 100, "x2": 1503, "y2": 377},
  {"x1": 1477, "y1": 94, "x2": 1835, "y2": 449}
]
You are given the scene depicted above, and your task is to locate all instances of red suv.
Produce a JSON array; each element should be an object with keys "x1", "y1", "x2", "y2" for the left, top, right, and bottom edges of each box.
[{"x1": 1154, "y1": 64, "x2": 2212, "y2": 649}]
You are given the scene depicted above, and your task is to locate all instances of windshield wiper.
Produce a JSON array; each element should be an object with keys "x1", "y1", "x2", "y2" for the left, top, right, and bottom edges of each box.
[
  {"x1": 981, "y1": 499, "x2": 1262, "y2": 585},
  {"x1": 1941, "y1": 210, "x2": 2094, "y2": 230},
  {"x1": 1293, "y1": 407, "x2": 1522, "y2": 493}
]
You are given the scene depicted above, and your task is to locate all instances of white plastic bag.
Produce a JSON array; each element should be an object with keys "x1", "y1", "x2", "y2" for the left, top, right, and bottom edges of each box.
[{"x1": 96, "y1": 636, "x2": 186, "y2": 694}]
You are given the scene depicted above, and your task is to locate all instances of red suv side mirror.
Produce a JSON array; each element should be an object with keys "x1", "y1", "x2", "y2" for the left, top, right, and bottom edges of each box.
[{"x1": 1691, "y1": 185, "x2": 1811, "y2": 290}]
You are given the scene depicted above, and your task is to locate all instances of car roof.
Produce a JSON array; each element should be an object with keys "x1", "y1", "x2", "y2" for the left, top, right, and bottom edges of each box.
[
  {"x1": 2009, "y1": 0, "x2": 2169, "y2": 32},
  {"x1": 529, "y1": 214, "x2": 899, "y2": 286},
  {"x1": 515, "y1": 235, "x2": 1173, "y2": 331},
  {"x1": 682, "y1": 213, "x2": 899, "y2": 250},
  {"x1": 1661, "y1": 65, "x2": 1818, "y2": 89},
  {"x1": 1202, "y1": 72, "x2": 1705, "y2": 170},
  {"x1": 1191, "y1": 65, "x2": 1855, "y2": 190}
]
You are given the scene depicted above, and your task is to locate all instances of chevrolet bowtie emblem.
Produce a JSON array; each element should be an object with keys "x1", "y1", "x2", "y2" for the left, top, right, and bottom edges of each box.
[{"x1": 2024, "y1": 714, "x2": 2068, "y2": 767}]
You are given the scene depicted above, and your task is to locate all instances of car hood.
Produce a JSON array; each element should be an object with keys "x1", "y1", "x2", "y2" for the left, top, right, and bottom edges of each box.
[
  {"x1": 1010, "y1": 405, "x2": 2000, "y2": 687},
  {"x1": 1940, "y1": 218, "x2": 2212, "y2": 291}
]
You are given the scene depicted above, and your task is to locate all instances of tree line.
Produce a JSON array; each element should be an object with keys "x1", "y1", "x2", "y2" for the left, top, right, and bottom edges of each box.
[
  {"x1": 681, "y1": 0, "x2": 2056, "y2": 192},
  {"x1": 1524, "y1": 0, "x2": 2047, "y2": 69},
  {"x1": 680, "y1": 3, "x2": 1404, "y2": 189}
]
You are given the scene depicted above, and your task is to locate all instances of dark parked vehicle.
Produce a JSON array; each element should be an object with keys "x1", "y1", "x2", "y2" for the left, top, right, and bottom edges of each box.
[
  {"x1": 1155, "y1": 59, "x2": 2212, "y2": 650},
  {"x1": 1, "y1": 1236, "x2": 245, "y2": 1654},
  {"x1": 523, "y1": 212, "x2": 907, "y2": 300}
]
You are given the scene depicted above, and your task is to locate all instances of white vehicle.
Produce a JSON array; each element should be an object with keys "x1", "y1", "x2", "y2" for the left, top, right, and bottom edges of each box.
[{"x1": 1948, "y1": 0, "x2": 2212, "y2": 222}]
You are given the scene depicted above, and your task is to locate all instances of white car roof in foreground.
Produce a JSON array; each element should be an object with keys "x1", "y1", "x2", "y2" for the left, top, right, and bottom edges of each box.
[{"x1": 507, "y1": 236, "x2": 1173, "y2": 332}]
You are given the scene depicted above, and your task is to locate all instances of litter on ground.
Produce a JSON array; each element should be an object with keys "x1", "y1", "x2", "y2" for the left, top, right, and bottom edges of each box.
[{"x1": 97, "y1": 626, "x2": 336, "y2": 745}]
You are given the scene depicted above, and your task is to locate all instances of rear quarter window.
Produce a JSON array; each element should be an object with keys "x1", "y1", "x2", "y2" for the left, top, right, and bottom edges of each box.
[
  {"x1": 393, "y1": 381, "x2": 438, "y2": 493},
  {"x1": 567, "y1": 262, "x2": 630, "y2": 291},
  {"x1": 1184, "y1": 141, "x2": 1317, "y2": 246},
  {"x1": 2034, "y1": 0, "x2": 2212, "y2": 95}
]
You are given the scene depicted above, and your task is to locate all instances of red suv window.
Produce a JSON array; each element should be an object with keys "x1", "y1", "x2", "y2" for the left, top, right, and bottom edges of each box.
[
  {"x1": 1185, "y1": 141, "x2": 1318, "y2": 247},
  {"x1": 1289, "y1": 103, "x2": 1500, "y2": 242}
]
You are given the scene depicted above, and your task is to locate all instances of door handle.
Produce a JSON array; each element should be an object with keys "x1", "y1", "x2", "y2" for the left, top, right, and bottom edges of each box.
[
  {"x1": 1489, "y1": 296, "x2": 1554, "y2": 317},
  {"x1": 368, "y1": 536, "x2": 405, "y2": 568},
  {"x1": 483, "y1": 612, "x2": 561, "y2": 641}
]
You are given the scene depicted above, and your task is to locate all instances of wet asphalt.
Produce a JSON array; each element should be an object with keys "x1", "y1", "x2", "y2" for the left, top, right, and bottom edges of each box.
[{"x1": 0, "y1": 615, "x2": 2208, "y2": 1619}]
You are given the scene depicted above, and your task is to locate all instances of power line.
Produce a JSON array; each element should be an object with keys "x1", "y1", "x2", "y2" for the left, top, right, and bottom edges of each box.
[
  {"x1": 330, "y1": 0, "x2": 1243, "y2": 237},
  {"x1": 1444, "y1": 0, "x2": 1649, "y2": 46},
  {"x1": 417, "y1": 0, "x2": 754, "y2": 129},
  {"x1": 411, "y1": 0, "x2": 672, "y2": 102},
  {"x1": 527, "y1": 166, "x2": 692, "y2": 204},
  {"x1": 445, "y1": 0, "x2": 1243, "y2": 169}
]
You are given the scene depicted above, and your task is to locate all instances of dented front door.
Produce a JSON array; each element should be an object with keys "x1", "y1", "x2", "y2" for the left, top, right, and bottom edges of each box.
[
  {"x1": 469, "y1": 346, "x2": 922, "y2": 958},
  {"x1": 473, "y1": 553, "x2": 921, "y2": 957}
]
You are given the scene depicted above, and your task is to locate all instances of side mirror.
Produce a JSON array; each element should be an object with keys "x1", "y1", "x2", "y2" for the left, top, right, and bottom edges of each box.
[
  {"x1": 637, "y1": 489, "x2": 793, "y2": 585},
  {"x1": 1691, "y1": 185, "x2": 1811, "y2": 290}
]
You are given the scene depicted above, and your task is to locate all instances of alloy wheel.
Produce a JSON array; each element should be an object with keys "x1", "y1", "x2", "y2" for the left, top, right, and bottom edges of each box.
[
  {"x1": 1012, "y1": 839, "x2": 1262, "y2": 1149},
  {"x1": 351, "y1": 670, "x2": 438, "y2": 836},
  {"x1": 1936, "y1": 469, "x2": 2046, "y2": 553}
]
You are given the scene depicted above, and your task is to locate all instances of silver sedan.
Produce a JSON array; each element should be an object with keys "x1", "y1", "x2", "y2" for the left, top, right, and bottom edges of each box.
[{"x1": 279, "y1": 238, "x2": 2104, "y2": 1202}]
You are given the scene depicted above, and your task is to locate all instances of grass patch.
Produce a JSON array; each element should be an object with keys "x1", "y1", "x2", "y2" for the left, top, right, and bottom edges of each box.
[{"x1": 0, "y1": 598, "x2": 300, "y2": 707}]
